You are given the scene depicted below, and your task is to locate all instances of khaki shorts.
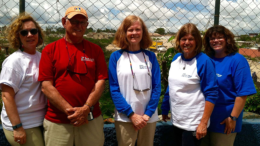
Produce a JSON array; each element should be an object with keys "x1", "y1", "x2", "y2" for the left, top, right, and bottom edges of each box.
[
  {"x1": 3, "y1": 126, "x2": 44, "y2": 146},
  {"x1": 200, "y1": 131, "x2": 237, "y2": 146},
  {"x1": 43, "y1": 115, "x2": 104, "y2": 146},
  {"x1": 115, "y1": 121, "x2": 157, "y2": 146}
]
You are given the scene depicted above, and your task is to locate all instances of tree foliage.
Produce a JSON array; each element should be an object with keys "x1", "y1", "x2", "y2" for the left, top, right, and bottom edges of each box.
[
  {"x1": 239, "y1": 35, "x2": 252, "y2": 41},
  {"x1": 155, "y1": 28, "x2": 166, "y2": 35}
]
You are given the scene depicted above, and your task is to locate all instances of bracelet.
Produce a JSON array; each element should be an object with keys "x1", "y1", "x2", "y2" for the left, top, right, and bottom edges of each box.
[
  {"x1": 12, "y1": 123, "x2": 22, "y2": 130},
  {"x1": 85, "y1": 103, "x2": 94, "y2": 111},
  {"x1": 84, "y1": 103, "x2": 92, "y2": 108}
]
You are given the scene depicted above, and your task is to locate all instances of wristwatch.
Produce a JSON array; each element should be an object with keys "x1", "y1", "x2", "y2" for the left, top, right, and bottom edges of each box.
[
  {"x1": 12, "y1": 123, "x2": 22, "y2": 130},
  {"x1": 128, "y1": 112, "x2": 134, "y2": 118},
  {"x1": 229, "y1": 115, "x2": 237, "y2": 121}
]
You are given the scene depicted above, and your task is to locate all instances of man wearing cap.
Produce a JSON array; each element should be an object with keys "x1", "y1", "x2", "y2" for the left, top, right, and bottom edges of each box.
[{"x1": 38, "y1": 6, "x2": 107, "y2": 146}]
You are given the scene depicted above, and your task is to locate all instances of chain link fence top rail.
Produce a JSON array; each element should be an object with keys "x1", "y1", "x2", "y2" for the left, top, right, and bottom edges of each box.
[{"x1": 0, "y1": 0, "x2": 260, "y2": 79}]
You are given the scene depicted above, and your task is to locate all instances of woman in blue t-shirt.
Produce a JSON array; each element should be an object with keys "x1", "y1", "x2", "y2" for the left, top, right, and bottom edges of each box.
[{"x1": 201, "y1": 25, "x2": 256, "y2": 146}]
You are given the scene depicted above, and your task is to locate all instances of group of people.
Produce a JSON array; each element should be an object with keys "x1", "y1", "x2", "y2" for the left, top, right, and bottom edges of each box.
[{"x1": 0, "y1": 5, "x2": 256, "y2": 146}]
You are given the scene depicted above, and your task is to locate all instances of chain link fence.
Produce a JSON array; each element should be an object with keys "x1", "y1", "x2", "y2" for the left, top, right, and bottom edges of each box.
[{"x1": 0, "y1": 0, "x2": 260, "y2": 80}]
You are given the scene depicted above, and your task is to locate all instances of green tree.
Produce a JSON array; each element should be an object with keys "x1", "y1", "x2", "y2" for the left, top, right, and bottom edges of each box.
[
  {"x1": 155, "y1": 28, "x2": 165, "y2": 35},
  {"x1": 87, "y1": 27, "x2": 94, "y2": 33},
  {"x1": 97, "y1": 29, "x2": 102, "y2": 33},
  {"x1": 255, "y1": 34, "x2": 260, "y2": 43},
  {"x1": 56, "y1": 27, "x2": 65, "y2": 34},
  {"x1": 45, "y1": 26, "x2": 55, "y2": 35},
  {"x1": 239, "y1": 35, "x2": 252, "y2": 41}
]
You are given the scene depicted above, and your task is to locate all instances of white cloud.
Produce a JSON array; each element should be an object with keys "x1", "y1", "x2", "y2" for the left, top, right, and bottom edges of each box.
[{"x1": 0, "y1": 0, "x2": 259, "y2": 35}]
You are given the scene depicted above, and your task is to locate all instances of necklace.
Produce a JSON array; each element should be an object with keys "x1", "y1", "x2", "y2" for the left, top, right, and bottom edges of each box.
[
  {"x1": 126, "y1": 51, "x2": 151, "y2": 78},
  {"x1": 182, "y1": 59, "x2": 186, "y2": 70}
]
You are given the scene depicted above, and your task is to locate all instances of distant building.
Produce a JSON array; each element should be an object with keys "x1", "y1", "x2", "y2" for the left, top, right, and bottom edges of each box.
[
  {"x1": 234, "y1": 36, "x2": 240, "y2": 41},
  {"x1": 239, "y1": 48, "x2": 260, "y2": 58},
  {"x1": 249, "y1": 33, "x2": 258, "y2": 38},
  {"x1": 149, "y1": 33, "x2": 161, "y2": 37},
  {"x1": 85, "y1": 32, "x2": 114, "y2": 39},
  {"x1": 236, "y1": 41, "x2": 255, "y2": 46}
]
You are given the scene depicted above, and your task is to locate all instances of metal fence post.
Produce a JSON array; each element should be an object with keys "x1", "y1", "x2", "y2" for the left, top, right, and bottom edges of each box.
[
  {"x1": 19, "y1": 0, "x2": 25, "y2": 14},
  {"x1": 214, "y1": 0, "x2": 220, "y2": 25}
]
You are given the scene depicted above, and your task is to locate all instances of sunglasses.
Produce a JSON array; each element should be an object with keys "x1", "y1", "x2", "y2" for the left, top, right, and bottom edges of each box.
[
  {"x1": 67, "y1": 56, "x2": 88, "y2": 75},
  {"x1": 66, "y1": 18, "x2": 89, "y2": 27},
  {"x1": 66, "y1": 49, "x2": 88, "y2": 75},
  {"x1": 19, "y1": 28, "x2": 38, "y2": 36}
]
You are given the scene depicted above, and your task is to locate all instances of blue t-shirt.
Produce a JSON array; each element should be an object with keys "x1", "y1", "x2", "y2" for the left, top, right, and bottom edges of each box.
[{"x1": 208, "y1": 53, "x2": 256, "y2": 133}]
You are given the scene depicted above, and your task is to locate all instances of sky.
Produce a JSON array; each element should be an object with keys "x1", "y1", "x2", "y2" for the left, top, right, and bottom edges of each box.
[{"x1": 0, "y1": 0, "x2": 259, "y2": 35}]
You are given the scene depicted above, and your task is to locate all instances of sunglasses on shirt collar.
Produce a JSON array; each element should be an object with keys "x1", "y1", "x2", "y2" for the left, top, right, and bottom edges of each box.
[{"x1": 19, "y1": 28, "x2": 38, "y2": 36}]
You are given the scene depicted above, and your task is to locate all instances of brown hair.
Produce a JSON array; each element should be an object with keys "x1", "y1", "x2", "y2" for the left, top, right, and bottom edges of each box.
[
  {"x1": 175, "y1": 23, "x2": 202, "y2": 54},
  {"x1": 203, "y1": 25, "x2": 238, "y2": 57},
  {"x1": 113, "y1": 15, "x2": 152, "y2": 49},
  {"x1": 5, "y1": 13, "x2": 45, "y2": 49}
]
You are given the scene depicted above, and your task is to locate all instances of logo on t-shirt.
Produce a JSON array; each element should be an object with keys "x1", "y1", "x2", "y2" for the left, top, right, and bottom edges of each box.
[
  {"x1": 182, "y1": 73, "x2": 191, "y2": 78},
  {"x1": 216, "y1": 73, "x2": 222, "y2": 77},
  {"x1": 139, "y1": 65, "x2": 150, "y2": 69},
  {"x1": 81, "y1": 57, "x2": 94, "y2": 62}
]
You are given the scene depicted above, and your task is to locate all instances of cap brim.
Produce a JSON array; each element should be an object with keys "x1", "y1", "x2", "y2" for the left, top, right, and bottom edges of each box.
[{"x1": 66, "y1": 12, "x2": 88, "y2": 19}]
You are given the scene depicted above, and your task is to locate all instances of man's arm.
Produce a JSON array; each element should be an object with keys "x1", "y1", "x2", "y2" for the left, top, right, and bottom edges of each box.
[
  {"x1": 41, "y1": 80, "x2": 73, "y2": 115},
  {"x1": 85, "y1": 79, "x2": 106, "y2": 107},
  {"x1": 67, "y1": 79, "x2": 106, "y2": 126}
]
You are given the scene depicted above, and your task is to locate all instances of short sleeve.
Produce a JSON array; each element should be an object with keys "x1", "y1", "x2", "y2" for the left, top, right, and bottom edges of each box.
[
  {"x1": 233, "y1": 55, "x2": 256, "y2": 96},
  {"x1": 38, "y1": 45, "x2": 54, "y2": 81},
  {"x1": 0, "y1": 67, "x2": 23, "y2": 93},
  {"x1": 94, "y1": 45, "x2": 108, "y2": 81},
  {"x1": 197, "y1": 54, "x2": 218, "y2": 104}
]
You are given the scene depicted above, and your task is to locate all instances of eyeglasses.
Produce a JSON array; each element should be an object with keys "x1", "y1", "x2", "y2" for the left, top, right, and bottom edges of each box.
[
  {"x1": 67, "y1": 18, "x2": 89, "y2": 27},
  {"x1": 209, "y1": 37, "x2": 225, "y2": 41},
  {"x1": 67, "y1": 53, "x2": 88, "y2": 75},
  {"x1": 127, "y1": 52, "x2": 151, "y2": 92},
  {"x1": 65, "y1": 38, "x2": 88, "y2": 75},
  {"x1": 133, "y1": 73, "x2": 151, "y2": 92},
  {"x1": 19, "y1": 28, "x2": 38, "y2": 36}
]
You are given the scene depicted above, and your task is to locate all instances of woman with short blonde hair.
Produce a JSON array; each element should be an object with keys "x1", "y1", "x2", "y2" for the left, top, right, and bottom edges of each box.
[
  {"x1": 109, "y1": 15, "x2": 161, "y2": 146},
  {"x1": 0, "y1": 13, "x2": 46, "y2": 146}
]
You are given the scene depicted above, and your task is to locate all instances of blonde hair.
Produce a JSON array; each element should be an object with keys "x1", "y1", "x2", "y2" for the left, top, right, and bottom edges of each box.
[
  {"x1": 5, "y1": 13, "x2": 45, "y2": 49},
  {"x1": 113, "y1": 15, "x2": 152, "y2": 49}
]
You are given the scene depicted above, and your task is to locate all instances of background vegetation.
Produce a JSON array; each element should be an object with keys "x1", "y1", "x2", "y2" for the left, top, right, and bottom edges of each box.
[{"x1": 0, "y1": 34, "x2": 260, "y2": 122}]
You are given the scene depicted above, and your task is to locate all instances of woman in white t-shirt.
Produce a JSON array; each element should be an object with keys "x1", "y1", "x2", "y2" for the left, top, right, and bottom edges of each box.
[
  {"x1": 0, "y1": 13, "x2": 46, "y2": 146},
  {"x1": 109, "y1": 15, "x2": 161, "y2": 146},
  {"x1": 161, "y1": 23, "x2": 218, "y2": 146}
]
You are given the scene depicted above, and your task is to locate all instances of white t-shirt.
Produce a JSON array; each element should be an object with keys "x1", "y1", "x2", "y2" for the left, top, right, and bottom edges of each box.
[
  {"x1": 109, "y1": 49, "x2": 161, "y2": 123},
  {"x1": 0, "y1": 50, "x2": 46, "y2": 131},
  {"x1": 162, "y1": 53, "x2": 218, "y2": 131}
]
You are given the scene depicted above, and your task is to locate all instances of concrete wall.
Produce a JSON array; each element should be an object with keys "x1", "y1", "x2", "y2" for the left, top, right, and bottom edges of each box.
[{"x1": 1, "y1": 119, "x2": 260, "y2": 146}]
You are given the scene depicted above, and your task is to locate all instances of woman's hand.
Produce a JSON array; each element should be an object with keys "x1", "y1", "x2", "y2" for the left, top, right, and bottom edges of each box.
[
  {"x1": 220, "y1": 117, "x2": 236, "y2": 135},
  {"x1": 142, "y1": 114, "x2": 150, "y2": 122},
  {"x1": 129, "y1": 113, "x2": 147, "y2": 130},
  {"x1": 162, "y1": 115, "x2": 170, "y2": 122},
  {"x1": 196, "y1": 122, "x2": 207, "y2": 140},
  {"x1": 13, "y1": 127, "x2": 26, "y2": 144}
]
